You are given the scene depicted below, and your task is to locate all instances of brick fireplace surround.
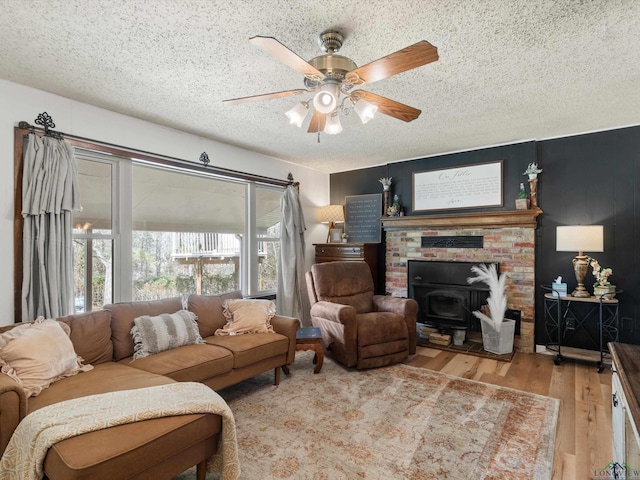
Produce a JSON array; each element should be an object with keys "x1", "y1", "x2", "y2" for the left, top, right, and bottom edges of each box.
[{"x1": 381, "y1": 209, "x2": 542, "y2": 352}]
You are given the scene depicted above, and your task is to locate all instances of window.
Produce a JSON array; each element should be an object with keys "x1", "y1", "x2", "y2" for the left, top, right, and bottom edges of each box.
[
  {"x1": 72, "y1": 150, "x2": 282, "y2": 312},
  {"x1": 73, "y1": 153, "x2": 116, "y2": 312},
  {"x1": 255, "y1": 186, "x2": 283, "y2": 292}
]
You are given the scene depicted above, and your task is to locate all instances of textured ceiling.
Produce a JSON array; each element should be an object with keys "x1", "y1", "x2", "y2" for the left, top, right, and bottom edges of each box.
[{"x1": 1, "y1": 0, "x2": 639, "y2": 173}]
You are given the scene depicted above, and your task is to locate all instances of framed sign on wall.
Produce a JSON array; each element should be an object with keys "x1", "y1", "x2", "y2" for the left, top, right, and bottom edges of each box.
[
  {"x1": 344, "y1": 193, "x2": 382, "y2": 243},
  {"x1": 413, "y1": 160, "x2": 503, "y2": 212}
]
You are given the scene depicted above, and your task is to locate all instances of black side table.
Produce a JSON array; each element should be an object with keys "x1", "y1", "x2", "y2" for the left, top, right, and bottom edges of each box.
[{"x1": 542, "y1": 285, "x2": 620, "y2": 372}]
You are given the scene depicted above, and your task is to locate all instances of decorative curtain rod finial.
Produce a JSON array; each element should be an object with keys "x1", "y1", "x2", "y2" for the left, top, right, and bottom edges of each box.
[
  {"x1": 33, "y1": 112, "x2": 63, "y2": 139},
  {"x1": 199, "y1": 152, "x2": 210, "y2": 168},
  {"x1": 287, "y1": 172, "x2": 300, "y2": 192},
  {"x1": 35, "y1": 112, "x2": 55, "y2": 132}
]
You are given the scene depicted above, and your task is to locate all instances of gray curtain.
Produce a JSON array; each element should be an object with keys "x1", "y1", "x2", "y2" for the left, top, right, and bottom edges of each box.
[
  {"x1": 276, "y1": 185, "x2": 310, "y2": 326},
  {"x1": 21, "y1": 133, "x2": 80, "y2": 321}
]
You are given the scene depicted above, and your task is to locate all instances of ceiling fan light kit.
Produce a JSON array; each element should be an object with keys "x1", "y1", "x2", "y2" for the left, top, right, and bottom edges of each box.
[
  {"x1": 324, "y1": 113, "x2": 343, "y2": 135},
  {"x1": 224, "y1": 30, "x2": 439, "y2": 136},
  {"x1": 313, "y1": 83, "x2": 339, "y2": 114},
  {"x1": 285, "y1": 101, "x2": 309, "y2": 128},
  {"x1": 354, "y1": 98, "x2": 378, "y2": 124}
]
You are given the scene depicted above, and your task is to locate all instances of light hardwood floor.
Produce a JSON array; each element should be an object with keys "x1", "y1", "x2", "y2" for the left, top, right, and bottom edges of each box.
[{"x1": 404, "y1": 346, "x2": 613, "y2": 480}]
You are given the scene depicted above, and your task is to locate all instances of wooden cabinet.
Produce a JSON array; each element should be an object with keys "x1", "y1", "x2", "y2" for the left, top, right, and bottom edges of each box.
[
  {"x1": 314, "y1": 243, "x2": 379, "y2": 293},
  {"x1": 610, "y1": 342, "x2": 640, "y2": 471}
]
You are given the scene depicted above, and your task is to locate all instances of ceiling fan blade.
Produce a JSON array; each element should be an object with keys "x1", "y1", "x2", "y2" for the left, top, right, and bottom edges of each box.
[
  {"x1": 354, "y1": 91, "x2": 422, "y2": 122},
  {"x1": 348, "y1": 41, "x2": 438, "y2": 85},
  {"x1": 250, "y1": 36, "x2": 324, "y2": 78},
  {"x1": 223, "y1": 89, "x2": 307, "y2": 105},
  {"x1": 307, "y1": 110, "x2": 326, "y2": 133}
]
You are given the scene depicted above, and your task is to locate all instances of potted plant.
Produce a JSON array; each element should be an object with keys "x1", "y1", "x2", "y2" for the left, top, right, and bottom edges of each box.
[
  {"x1": 467, "y1": 264, "x2": 515, "y2": 354},
  {"x1": 378, "y1": 177, "x2": 392, "y2": 191},
  {"x1": 590, "y1": 258, "x2": 615, "y2": 298},
  {"x1": 523, "y1": 162, "x2": 543, "y2": 179},
  {"x1": 515, "y1": 182, "x2": 530, "y2": 210}
]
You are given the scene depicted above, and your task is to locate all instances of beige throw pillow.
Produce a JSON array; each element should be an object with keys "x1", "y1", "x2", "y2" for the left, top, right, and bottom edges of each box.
[
  {"x1": 130, "y1": 310, "x2": 204, "y2": 360},
  {"x1": 0, "y1": 318, "x2": 93, "y2": 397},
  {"x1": 215, "y1": 299, "x2": 276, "y2": 336}
]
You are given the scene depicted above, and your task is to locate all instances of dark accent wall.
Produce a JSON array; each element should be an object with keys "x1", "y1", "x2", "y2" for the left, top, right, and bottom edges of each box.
[{"x1": 330, "y1": 126, "x2": 640, "y2": 348}]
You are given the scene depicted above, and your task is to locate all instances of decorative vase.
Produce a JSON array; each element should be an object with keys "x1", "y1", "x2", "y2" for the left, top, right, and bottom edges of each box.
[
  {"x1": 594, "y1": 285, "x2": 616, "y2": 299},
  {"x1": 515, "y1": 198, "x2": 530, "y2": 210},
  {"x1": 480, "y1": 318, "x2": 516, "y2": 355}
]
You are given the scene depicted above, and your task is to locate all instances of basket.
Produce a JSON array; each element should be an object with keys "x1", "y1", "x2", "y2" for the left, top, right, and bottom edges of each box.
[{"x1": 480, "y1": 318, "x2": 516, "y2": 355}]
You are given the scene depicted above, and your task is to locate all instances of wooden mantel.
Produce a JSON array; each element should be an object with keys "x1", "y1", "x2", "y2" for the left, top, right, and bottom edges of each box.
[{"x1": 381, "y1": 208, "x2": 542, "y2": 230}]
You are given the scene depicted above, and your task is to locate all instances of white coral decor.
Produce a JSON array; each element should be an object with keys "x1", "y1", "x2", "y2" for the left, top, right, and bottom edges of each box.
[
  {"x1": 378, "y1": 177, "x2": 392, "y2": 190},
  {"x1": 467, "y1": 264, "x2": 508, "y2": 332}
]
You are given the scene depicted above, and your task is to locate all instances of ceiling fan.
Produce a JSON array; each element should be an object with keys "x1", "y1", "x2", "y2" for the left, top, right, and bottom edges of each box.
[{"x1": 223, "y1": 30, "x2": 439, "y2": 134}]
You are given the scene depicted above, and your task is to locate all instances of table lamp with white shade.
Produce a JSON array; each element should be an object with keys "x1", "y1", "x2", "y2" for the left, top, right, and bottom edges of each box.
[
  {"x1": 318, "y1": 205, "x2": 345, "y2": 243},
  {"x1": 556, "y1": 225, "x2": 604, "y2": 297}
]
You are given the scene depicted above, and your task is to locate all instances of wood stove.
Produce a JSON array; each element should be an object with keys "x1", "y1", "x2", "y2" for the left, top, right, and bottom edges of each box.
[{"x1": 408, "y1": 260, "x2": 498, "y2": 331}]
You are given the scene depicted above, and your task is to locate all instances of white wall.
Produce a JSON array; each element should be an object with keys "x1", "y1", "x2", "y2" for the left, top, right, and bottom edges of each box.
[{"x1": 0, "y1": 79, "x2": 329, "y2": 325}]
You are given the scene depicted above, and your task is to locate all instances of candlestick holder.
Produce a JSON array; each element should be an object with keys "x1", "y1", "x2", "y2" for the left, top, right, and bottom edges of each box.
[{"x1": 528, "y1": 177, "x2": 539, "y2": 208}]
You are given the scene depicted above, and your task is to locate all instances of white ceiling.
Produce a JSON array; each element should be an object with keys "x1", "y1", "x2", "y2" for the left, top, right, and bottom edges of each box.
[{"x1": 1, "y1": 0, "x2": 639, "y2": 174}]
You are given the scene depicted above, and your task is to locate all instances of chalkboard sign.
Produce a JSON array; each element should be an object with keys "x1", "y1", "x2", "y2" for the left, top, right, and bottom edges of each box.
[{"x1": 344, "y1": 194, "x2": 382, "y2": 243}]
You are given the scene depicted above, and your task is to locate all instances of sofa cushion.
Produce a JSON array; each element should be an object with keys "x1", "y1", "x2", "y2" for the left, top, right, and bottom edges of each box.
[
  {"x1": 187, "y1": 291, "x2": 243, "y2": 337},
  {"x1": 104, "y1": 297, "x2": 184, "y2": 361},
  {"x1": 215, "y1": 299, "x2": 276, "y2": 336},
  {"x1": 121, "y1": 344, "x2": 234, "y2": 382},
  {"x1": 0, "y1": 319, "x2": 92, "y2": 398},
  {"x1": 28, "y1": 362, "x2": 173, "y2": 413},
  {"x1": 44, "y1": 413, "x2": 219, "y2": 480},
  {"x1": 204, "y1": 333, "x2": 289, "y2": 369},
  {"x1": 57, "y1": 310, "x2": 113, "y2": 364},
  {"x1": 131, "y1": 310, "x2": 204, "y2": 360}
]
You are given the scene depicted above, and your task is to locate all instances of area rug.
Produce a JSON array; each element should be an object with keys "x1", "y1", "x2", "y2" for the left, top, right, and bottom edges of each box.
[{"x1": 175, "y1": 352, "x2": 558, "y2": 479}]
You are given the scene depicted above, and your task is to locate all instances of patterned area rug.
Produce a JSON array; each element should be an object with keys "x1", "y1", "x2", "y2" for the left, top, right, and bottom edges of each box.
[{"x1": 176, "y1": 351, "x2": 558, "y2": 479}]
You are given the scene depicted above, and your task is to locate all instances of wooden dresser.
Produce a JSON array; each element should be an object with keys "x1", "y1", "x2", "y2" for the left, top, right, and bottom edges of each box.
[
  {"x1": 313, "y1": 243, "x2": 379, "y2": 292},
  {"x1": 610, "y1": 342, "x2": 640, "y2": 469}
]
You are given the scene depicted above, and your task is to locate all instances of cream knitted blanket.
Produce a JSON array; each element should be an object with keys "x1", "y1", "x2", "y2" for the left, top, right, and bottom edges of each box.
[{"x1": 0, "y1": 382, "x2": 240, "y2": 480}]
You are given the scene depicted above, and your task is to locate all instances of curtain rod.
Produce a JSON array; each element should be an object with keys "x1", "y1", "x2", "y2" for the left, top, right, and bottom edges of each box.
[{"x1": 17, "y1": 117, "x2": 296, "y2": 188}]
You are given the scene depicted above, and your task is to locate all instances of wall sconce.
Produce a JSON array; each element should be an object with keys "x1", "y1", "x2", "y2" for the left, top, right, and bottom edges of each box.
[
  {"x1": 318, "y1": 204, "x2": 345, "y2": 243},
  {"x1": 556, "y1": 225, "x2": 604, "y2": 297}
]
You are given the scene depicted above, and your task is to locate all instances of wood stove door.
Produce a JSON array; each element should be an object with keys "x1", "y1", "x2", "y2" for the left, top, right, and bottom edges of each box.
[{"x1": 417, "y1": 288, "x2": 469, "y2": 329}]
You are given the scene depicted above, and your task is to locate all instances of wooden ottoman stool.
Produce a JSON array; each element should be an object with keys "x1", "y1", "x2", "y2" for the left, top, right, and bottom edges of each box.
[{"x1": 295, "y1": 327, "x2": 324, "y2": 374}]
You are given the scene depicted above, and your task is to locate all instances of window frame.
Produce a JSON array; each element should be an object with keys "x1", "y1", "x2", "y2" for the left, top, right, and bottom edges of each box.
[{"x1": 14, "y1": 124, "x2": 290, "y2": 322}]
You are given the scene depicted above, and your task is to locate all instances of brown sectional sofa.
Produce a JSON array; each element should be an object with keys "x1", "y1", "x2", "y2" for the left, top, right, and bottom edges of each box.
[{"x1": 0, "y1": 291, "x2": 300, "y2": 479}]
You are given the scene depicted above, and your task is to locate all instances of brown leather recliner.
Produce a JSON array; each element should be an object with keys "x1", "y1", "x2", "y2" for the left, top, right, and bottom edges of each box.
[{"x1": 305, "y1": 261, "x2": 418, "y2": 369}]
